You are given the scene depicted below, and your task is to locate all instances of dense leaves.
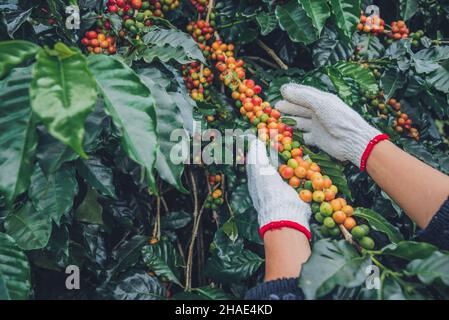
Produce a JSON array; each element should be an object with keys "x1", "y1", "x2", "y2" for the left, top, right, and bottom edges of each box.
[
  {"x1": 142, "y1": 27, "x2": 206, "y2": 64},
  {"x1": 0, "y1": 0, "x2": 448, "y2": 301},
  {"x1": 0, "y1": 233, "x2": 31, "y2": 300},
  {"x1": 299, "y1": 239, "x2": 371, "y2": 299},
  {"x1": 0, "y1": 67, "x2": 36, "y2": 203}
]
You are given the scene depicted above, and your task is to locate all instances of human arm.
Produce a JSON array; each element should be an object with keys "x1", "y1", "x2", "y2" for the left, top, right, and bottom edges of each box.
[
  {"x1": 276, "y1": 84, "x2": 449, "y2": 234},
  {"x1": 244, "y1": 138, "x2": 311, "y2": 299},
  {"x1": 366, "y1": 139, "x2": 449, "y2": 228}
]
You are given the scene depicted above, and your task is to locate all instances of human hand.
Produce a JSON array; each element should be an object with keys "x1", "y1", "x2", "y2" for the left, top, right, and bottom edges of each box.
[
  {"x1": 276, "y1": 84, "x2": 387, "y2": 169},
  {"x1": 246, "y1": 138, "x2": 312, "y2": 239}
]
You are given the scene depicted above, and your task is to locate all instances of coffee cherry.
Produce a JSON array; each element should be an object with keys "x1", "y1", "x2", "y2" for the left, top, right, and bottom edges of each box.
[
  {"x1": 360, "y1": 236, "x2": 375, "y2": 250},
  {"x1": 299, "y1": 190, "x2": 312, "y2": 203},
  {"x1": 351, "y1": 226, "x2": 366, "y2": 239},
  {"x1": 313, "y1": 190, "x2": 325, "y2": 203},
  {"x1": 324, "y1": 217, "x2": 336, "y2": 228},
  {"x1": 332, "y1": 211, "x2": 346, "y2": 224},
  {"x1": 328, "y1": 227, "x2": 341, "y2": 237},
  {"x1": 320, "y1": 202, "x2": 333, "y2": 217},
  {"x1": 343, "y1": 217, "x2": 356, "y2": 230},
  {"x1": 315, "y1": 212, "x2": 324, "y2": 223}
]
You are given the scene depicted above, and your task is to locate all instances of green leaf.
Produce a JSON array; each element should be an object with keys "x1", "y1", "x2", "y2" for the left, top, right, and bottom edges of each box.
[
  {"x1": 160, "y1": 210, "x2": 192, "y2": 230},
  {"x1": 30, "y1": 43, "x2": 97, "y2": 158},
  {"x1": 222, "y1": 218, "x2": 239, "y2": 242},
  {"x1": 5, "y1": 202, "x2": 52, "y2": 250},
  {"x1": 415, "y1": 46, "x2": 449, "y2": 62},
  {"x1": 28, "y1": 164, "x2": 78, "y2": 225},
  {"x1": 399, "y1": 0, "x2": 418, "y2": 21},
  {"x1": 313, "y1": 28, "x2": 352, "y2": 67},
  {"x1": 229, "y1": 184, "x2": 253, "y2": 215},
  {"x1": 193, "y1": 286, "x2": 234, "y2": 300},
  {"x1": 36, "y1": 133, "x2": 78, "y2": 174},
  {"x1": 353, "y1": 33, "x2": 384, "y2": 59},
  {"x1": 142, "y1": 238, "x2": 182, "y2": 286},
  {"x1": 406, "y1": 251, "x2": 449, "y2": 285},
  {"x1": 205, "y1": 248, "x2": 263, "y2": 284},
  {"x1": 110, "y1": 235, "x2": 148, "y2": 278},
  {"x1": 275, "y1": 0, "x2": 317, "y2": 44},
  {"x1": 325, "y1": 65, "x2": 353, "y2": 105},
  {"x1": 0, "y1": 40, "x2": 38, "y2": 79},
  {"x1": 75, "y1": 156, "x2": 116, "y2": 198},
  {"x1": 0, "y1": 67, "x2": 37, "y2": 203},
  {"x1": 142, "y1": 27, "x2": 205, "y2": 64},
  {"x1": 255, "y1": 12, "x2": 278, "y2": 36},
  {"x1": 425, "y1": 64, "x2": 449, "y2": 93},
  {"x1": 332, "y1": 61, "x2": 378, "y2": 95},
  {"x1": 228, "y1": 184, "x2": 262, "y2": 244},
  {"x1": 353, "y1": 208, "x2": 403, "y2": 244},
  {"x1": 382, "y1": 274, "x2": 406, "y2": 300},
  {"x1": 0, "y1": 233, "x2": 31, "y2": 300},
  {"x1": 111, "y1": 271, "x2": 166, "y2": 300},
  {"x1": 74, "y1": 187, "x2": 103, "y2": 225},
  {"x1": 329, "y1": 0, "x2": 360, "y2": 41},
  {"x1": 204, "y1": 228, "x2": 262, "y2": 283},
  {"x1": 381, "y1": 241, "x2": 438, "y2": 261},
  {"x1": 139, "y1": 68, "x2": 188, "y2": 193},
  {"x1": 88, "y1": 54, "x2": 158, "y2": 192},
  {"x1": 235, "y1": 208, "x2": 262, "y2": 245},
  {"x1": 380, "y1": 68, "x2": 405, "y2": 100},
  {"x1": 299, "y1": 0, "x2": 331, "y2": 36},
  {"x1": 299, "y1": 239, "x2": 371, "y2": 299},
  {"x1": 308, "y1": 151, "x2": 352, "y2": 199}
]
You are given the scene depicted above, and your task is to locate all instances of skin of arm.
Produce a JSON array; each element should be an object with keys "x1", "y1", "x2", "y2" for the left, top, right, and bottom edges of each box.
[
  {"x1": 263, "y1": 228, "x2": 311, "y2": 281},
  {"x1": 367, "y1": 140, "x2": 449, "y2": 229}
]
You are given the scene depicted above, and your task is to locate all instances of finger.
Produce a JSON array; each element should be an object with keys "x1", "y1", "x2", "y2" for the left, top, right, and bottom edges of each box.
[
  {"x1": 303, "y1": 133, "x2": 316, "y2": 146},
  {"x1": 289, "y1": 116, "x2": 312, "y2": 132},
  {"x1": 280, "y1": 83, "x2": 323, "y2": 111},
  {"x1": 275, "y1": 100, "x2": 313, "y2": 118}
]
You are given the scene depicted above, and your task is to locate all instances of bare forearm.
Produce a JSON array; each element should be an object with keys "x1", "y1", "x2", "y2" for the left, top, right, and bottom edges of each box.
[
  {"x1": 263, "y1": 228, "x2": 311, "y2": 281},
  {"x1": 366, "y1": 140, "x2": 449, "y2": 228}
]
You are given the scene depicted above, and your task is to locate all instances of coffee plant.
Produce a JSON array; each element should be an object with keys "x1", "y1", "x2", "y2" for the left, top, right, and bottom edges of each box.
[{"x1": 1, "y1": 0, "x2": 449, "y2": 300}]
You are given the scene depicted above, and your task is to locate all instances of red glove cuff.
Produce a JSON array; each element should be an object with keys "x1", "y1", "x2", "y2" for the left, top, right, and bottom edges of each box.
[
  {"x1": 360, "y1": 134, "x2": 389, "y2": 172},
  {"x1": 259, "y1": 220, "x2": 312, "y2": 241}
]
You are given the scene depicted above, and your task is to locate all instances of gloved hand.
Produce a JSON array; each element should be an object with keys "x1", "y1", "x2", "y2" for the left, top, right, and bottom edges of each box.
[
  {"x1": 276, "y1": 84, "x2": 388, "y2": 170},
  {"x1": 246, "y1": 138, "x2": 312, "y2": 240}
]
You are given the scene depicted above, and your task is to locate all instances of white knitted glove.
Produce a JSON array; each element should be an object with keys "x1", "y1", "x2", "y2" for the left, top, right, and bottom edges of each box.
[
  {"x1": 246, "y1": 138, "x2": 312, "y2": 240},
  {"x1": 276, "y1": 84, "x2": 386, "y2": 169}
]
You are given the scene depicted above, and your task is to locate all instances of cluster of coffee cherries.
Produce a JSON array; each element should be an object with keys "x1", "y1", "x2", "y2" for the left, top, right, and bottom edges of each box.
[
  {"x1": 362, "y1": 90, "x2": 419, "y2": 141},
  {"x1": 356, "y1": 13, "x2": 385, "y2": 35},
  {"x1": 207, "y1": 36, "x2": 375, "y2": 249},
  {"x1": 187, "y1": 19, "x2": 215, "y2": 44},
  {"x1": 210, "y1": 40, "x2": 235, "y2": 62},
  {"x1": 387, "y1": 98, "x2": 419, "y2": 140},
  {"x1": 409, "y1": 30, "x2": 425, "y2": 48},
  {"x1": 81, "y1": 31, "x2": 117, "y2": 55},
  {"x1": 190, "y1": 0, "x2": 209, "y2": 13},
  {"x1": 385, "y1": 20, "x2": 409, "y2": 42},
  {"x1": 205, "y1": 175, "x2": 224, "y2": 210},
  {"x1": 181, "y1": 62, "x2": 214, "y2": 101},
  {"x1": 107, "y1": 0, "x2": 155, "y2": 37},
  {"x1": 107, "y1": 0, "x2": 178, "y2": 16}
]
